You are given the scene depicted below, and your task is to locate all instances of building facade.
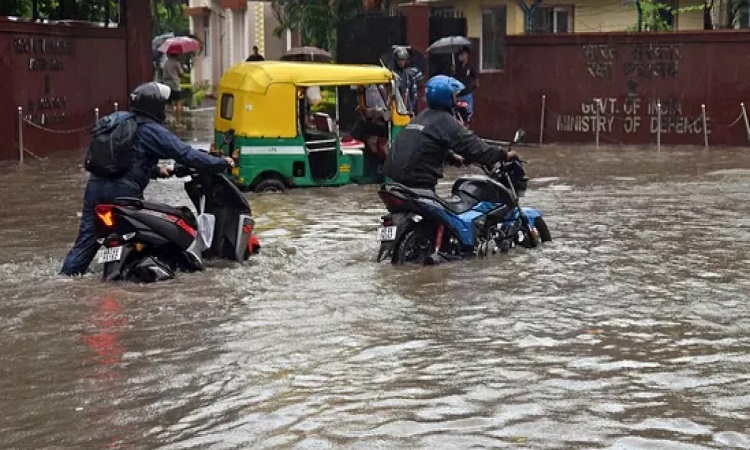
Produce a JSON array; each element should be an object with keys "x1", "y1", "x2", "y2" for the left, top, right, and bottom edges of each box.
[{"x1": 184, "y1": 0, "x2": 295, "y2": 92}]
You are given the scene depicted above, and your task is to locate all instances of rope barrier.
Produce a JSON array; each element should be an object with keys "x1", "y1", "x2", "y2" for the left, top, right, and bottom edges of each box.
[
  {"x1": 22, "y1": 117, "x2": 96, "y2": 134},
  {"x1": 15, "y1": 103, "x2": 118, "y2": 165},
  {"x1": 23, "y1": 147, "x2": 48, "y2": 161}
]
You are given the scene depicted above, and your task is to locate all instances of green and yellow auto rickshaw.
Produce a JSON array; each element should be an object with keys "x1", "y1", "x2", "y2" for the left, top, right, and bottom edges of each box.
[{"x1": 212, "y1": 61, "x2": 411, "y2": 193}]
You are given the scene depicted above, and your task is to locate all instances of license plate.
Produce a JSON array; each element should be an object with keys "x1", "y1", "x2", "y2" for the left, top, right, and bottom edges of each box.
[
  {"x1": 379, "y1": 226, "x2": 397, "y2": 242},
  {"x1": 96, "y1": 246, "x2": 123, "y2": 264}
]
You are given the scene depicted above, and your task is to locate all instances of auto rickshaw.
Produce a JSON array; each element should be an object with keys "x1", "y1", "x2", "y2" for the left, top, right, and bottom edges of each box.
[{"x1": 213, "y1": 61, "x2": 411, "y2": 193}]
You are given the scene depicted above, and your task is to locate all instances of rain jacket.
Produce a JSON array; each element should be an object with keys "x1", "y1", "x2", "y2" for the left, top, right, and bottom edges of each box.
[{"x1": 384, "y1": 108, "x2": 507, "y2": 190}]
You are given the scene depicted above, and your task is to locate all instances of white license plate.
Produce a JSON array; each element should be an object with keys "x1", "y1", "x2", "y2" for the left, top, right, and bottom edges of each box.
[
  {"x1": 379, "y1": 226, "x2": 397, "y2": 242},
  {"x1": 96, "y1": 246, "x2": 123, "y2": 264}
]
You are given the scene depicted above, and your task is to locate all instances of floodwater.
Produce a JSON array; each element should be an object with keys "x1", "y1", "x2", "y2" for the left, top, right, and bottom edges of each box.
[{"x1": 0, "y1": 144, "x2": 749, "y2": 449}]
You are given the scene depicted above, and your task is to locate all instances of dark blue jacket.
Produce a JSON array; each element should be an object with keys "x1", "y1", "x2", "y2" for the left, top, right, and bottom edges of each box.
[{"x1": 92, "y1": 113, "x2": 229, "y2": 192}]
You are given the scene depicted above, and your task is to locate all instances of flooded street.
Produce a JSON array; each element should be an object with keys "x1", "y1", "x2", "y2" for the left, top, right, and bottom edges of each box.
[{"x1": 1, "y1": 144, "x2": 749, "y2": 449}]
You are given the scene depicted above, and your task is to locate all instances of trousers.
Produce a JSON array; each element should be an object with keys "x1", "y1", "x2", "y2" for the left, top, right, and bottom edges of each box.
[{"x1": 60, "y1": 177, "x2": 142, "y2": 276}]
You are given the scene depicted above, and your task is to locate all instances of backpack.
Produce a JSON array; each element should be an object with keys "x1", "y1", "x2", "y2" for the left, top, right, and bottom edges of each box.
[{"x1": 84, "y1": 111, "x2": 138, "y2": 178}]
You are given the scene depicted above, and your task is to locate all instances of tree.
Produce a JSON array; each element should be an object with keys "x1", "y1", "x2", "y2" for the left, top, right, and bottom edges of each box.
[
  {"x1": 0, "y1": 0, "x2": 120, "y2": 23},
  {"x1": 271, "y1": 0, "x2": 364, "y2": 56},
  {"x1": 152, "y1": 0, "x2": 190, "y2": 37},
  {"x1": 630, "y1": 0, "x2": 707, "y2": 31}
]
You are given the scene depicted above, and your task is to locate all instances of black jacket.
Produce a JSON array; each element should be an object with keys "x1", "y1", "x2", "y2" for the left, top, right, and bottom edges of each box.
[{"x1": 384, "y1": 108, "x2": 507, "y2": 189}]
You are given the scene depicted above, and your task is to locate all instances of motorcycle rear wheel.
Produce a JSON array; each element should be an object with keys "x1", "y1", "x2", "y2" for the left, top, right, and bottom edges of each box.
[{"x1": 394, "y1": 227, "x2": 435, "y2": 264}]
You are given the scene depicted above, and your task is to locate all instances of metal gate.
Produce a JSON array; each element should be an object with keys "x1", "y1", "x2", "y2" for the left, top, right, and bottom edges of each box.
[{"x1": 336, "y1": 11, "x2": 407, "y2": 132}]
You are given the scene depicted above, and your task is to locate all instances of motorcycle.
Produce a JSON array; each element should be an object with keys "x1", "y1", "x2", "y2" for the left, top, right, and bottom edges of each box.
[
  {"x1": 376, "y1": 129, "x2": 551, "y2": 265},
  {"x1": 93, "y1": 163, "x2": 261, "y2": 282}
]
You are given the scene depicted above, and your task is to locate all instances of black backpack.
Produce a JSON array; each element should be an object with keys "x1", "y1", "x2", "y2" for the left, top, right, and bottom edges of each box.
[{"x1": 84, "y1": 111, "x2": 138, "y2": 178}]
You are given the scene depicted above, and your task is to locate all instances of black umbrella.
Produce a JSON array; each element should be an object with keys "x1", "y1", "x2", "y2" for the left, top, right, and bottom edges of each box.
[
  {"x1": 427, "y1": 35, "x2": 472, "y2": 66},
  {"x1": 281, "y1": 46, "x2": 334, "y2": 62},
  {"x1": 152, "y1": 32, "x2": 174, "y2": 61}
]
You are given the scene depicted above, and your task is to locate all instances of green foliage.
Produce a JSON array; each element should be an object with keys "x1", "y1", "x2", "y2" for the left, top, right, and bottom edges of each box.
[
  {"x1": 152, "y1": 0, "x2": 189, "y2": 38},
  {"x1": 271, "y1": 0, "x2": 363, "y2": 57},
  {"x1": 310, "y1": 88, "x2": 337, "y2": 116},
  {"x1": 629, "y1": 0, "x2": 707, "y2": 31},
  {"x1": 0, "y1": 0, "x2": 119, "y2": 23},
  {"x1": 179, "y1": 80, "x2": 211, "y2": 108}
]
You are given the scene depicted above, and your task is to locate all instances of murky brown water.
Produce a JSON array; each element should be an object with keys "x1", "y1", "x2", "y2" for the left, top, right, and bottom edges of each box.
[{"x1": 1, "y1": 144, "x2": 749, "y2": 449}]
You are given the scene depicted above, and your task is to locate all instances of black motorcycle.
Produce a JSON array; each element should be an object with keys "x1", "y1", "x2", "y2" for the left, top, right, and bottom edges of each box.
[{"x1": 93, "y1": 164, "x2": 261, "y2": 282}]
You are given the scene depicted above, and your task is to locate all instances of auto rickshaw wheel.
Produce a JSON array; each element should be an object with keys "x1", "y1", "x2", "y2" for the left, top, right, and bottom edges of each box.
[{"x1": 254, "y1": 178, "x2": 286, "y2": 193}]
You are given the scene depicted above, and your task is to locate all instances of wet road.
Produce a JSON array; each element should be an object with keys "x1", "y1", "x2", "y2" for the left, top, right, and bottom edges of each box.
[{"x1": 1, "y1": 145, "x2": 749, "y2": 449}]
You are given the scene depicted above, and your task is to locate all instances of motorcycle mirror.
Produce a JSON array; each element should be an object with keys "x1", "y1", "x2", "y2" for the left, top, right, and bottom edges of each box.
[{"x1": 513, "y1": 129, "x2": 525, "y2": 143}]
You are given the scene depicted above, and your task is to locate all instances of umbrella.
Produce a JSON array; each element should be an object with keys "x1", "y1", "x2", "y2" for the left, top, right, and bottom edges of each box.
[
  {"x1": 379, "y1": 45, "x2": 427, "y2": 75},
  {"x1": 152, "y1": 32, "x2": 175, "y2": 52},
  {"x1": 427, "y1": 35, "x2": 472, "y2": 55},
  {"x1": 427, "y1": 35, "x2": 472, "y2": 68},
  {"x1": 281, "y1": 46, "x2": 333, "y2": 62},
  {"x1": 152, "y1": 32, "x2": 174, "y2": 62},
  {"x1": 158, "y1": 36, "x2": 201, "y2": 55}
]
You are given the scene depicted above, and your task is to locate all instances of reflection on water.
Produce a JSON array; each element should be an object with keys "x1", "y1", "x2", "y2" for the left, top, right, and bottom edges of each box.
[{"x1": 0, "y1": 145, "x2": 749, "y2": 448}]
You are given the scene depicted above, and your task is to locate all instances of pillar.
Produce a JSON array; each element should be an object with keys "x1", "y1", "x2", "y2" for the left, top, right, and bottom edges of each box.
[
  {"x1": 123, "y1": 0, "x2": 153, "y2": 97},
  {"x1": 401, "y1": 2, "x2": 431, "y2": 54},
  {"x1": 401, "y1": 2, "x2": 431, "y2": 111}
]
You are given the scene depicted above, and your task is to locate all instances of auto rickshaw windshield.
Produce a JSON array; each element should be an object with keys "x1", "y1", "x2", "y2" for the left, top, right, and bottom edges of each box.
[{"x1": 365, "y1": 85, "x2": 387, "y2": 109}]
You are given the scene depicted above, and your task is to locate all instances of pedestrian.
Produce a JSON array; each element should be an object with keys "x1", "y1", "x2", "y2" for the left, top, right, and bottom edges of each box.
[
  {"x1": 162, "y1": 49, "x2": 185, "y2": 128},
  {"x1": 390, "y1": 46, "x2": 419, "y2": 115},
  {"x1": 453, "y1": 46, "x2": 478, "y2": 124},
  {"x1": 246, "y1": 45, "x2": 265, "y2": 62}
]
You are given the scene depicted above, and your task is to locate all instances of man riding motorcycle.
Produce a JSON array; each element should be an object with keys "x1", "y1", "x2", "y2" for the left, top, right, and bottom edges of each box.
[
  {"x1": 384, "y1": 75, "x2": 517, "y2": 191},
  {"x1": 60, "y1": 82, "x2": 235, "y2": 277}
]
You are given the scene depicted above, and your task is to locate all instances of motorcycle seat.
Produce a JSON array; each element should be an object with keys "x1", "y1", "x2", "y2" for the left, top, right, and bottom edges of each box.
[
  {"x1": 384, "y1": 183, "x2": 476, "y2": 214},
  {"x1": 114, "y1": 197, "x2": 198, "y2": 229}
]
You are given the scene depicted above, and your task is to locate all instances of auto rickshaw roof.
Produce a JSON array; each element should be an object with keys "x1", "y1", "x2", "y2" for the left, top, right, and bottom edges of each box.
[{"x1": 220, "y1": 61, "x2": 394, "y2": 93}]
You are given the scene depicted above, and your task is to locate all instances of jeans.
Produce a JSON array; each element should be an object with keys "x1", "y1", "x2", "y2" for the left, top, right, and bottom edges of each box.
[
  {"x1": 60, "y1": 177, "x2": 142, "y2": 276},
  {"x1": 458, "y1": 93, "x2": 474, "y2": 115}
]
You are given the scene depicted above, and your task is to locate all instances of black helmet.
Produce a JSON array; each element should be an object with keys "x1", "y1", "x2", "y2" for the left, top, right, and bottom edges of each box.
[
  {"x1": 393, "y1": 46, "x2": 409, "y2": 62},
  {"x1": 129, "y1": 82, "x2": 172, "y2": 123}
]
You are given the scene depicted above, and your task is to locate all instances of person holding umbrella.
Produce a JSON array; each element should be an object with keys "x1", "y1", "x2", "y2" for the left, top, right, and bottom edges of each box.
[
  {"x1": 426, "y1": 36, "x2": 476, "y2": 124},
  {"x1": 162, "y1": 49, "x2": 185, "y2": 128},
  {"x1": 158, "y1": 36, "x2": 202, "y2": 129},
  {"x1": 454, "y1": 46, "x2": 478, "y2": 125}
]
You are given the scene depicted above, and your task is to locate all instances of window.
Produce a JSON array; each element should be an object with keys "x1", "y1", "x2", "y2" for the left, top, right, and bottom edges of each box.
[
  {"x1": 481, "y1": 7, "x2": 506, "y2": 72},
  {"x1": 203, "y1": 16, "x2": 210, "y2": 57},
  {"x1": 220, "y1": 94, "x2": 234, "y2": 120},
  {"x1": 365, "y1": 85, "x2": 387, "y2": 109},
  {"x1": 740, "y1": 0, "x2": 750, "y2": 28},
  {"x1": 531, "y1": 6, "x2": 573, "y2": 33}
]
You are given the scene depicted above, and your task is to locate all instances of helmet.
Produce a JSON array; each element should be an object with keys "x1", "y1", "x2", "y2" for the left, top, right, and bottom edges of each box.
[
  {"x1": 425, "y1": 75, "x2": 465, "y2": 109},
  {"x1": 129, "y1": 82, "x2": 172, "y2": 123},
  {"x1": 393, "y1": 46, "x2": 409, "y2": 62}
]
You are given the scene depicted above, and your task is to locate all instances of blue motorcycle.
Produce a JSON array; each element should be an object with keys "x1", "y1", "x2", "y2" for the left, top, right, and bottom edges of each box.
[{"x1": 376, "y1": 129, "x2": 551, "y2": 265}]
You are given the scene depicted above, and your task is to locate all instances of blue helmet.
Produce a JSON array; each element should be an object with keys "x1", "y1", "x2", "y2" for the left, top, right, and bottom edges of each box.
[{"x1": 425, "y1": 75, "x2": 465, "y2": 109}]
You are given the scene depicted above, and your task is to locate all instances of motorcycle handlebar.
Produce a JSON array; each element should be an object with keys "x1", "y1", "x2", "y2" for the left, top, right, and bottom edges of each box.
[{"x1": 172, "y1": 163, "x2": 197, "y2": 178}]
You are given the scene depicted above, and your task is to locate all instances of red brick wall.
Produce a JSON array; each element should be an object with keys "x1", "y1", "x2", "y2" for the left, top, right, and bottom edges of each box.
[
  {"x1": 471, "y1": 31, "x2": 750, "y2": 147},
  {"x1": 0, "y1": 2, "x2": 152, "y2": 161}
]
